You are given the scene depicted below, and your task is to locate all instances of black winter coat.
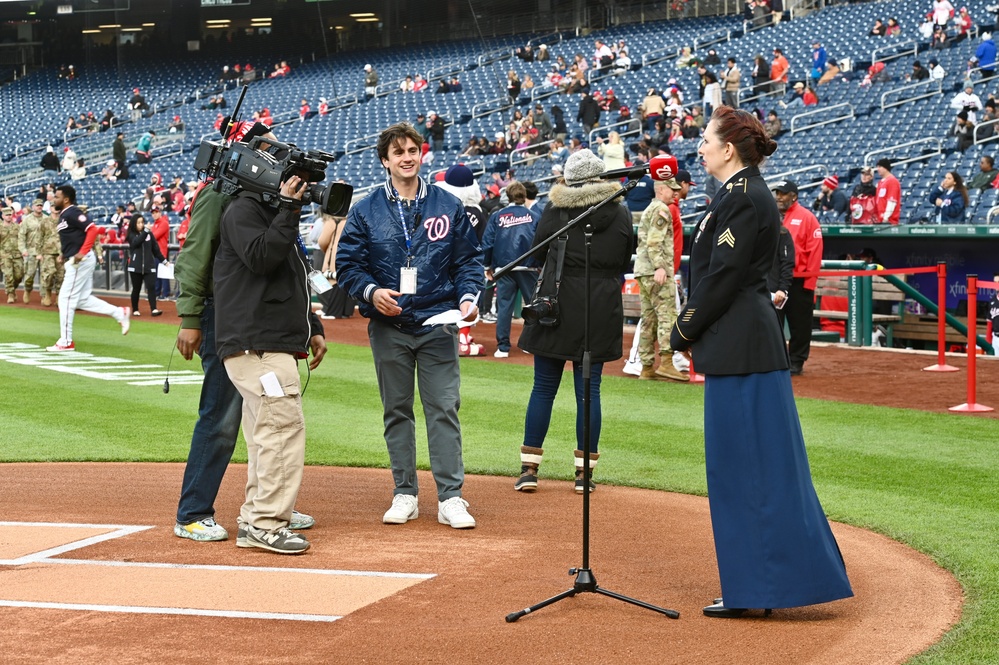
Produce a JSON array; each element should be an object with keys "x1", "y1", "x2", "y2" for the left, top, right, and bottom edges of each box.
[
  {"x1": 517, "y1": 181, "x2": 633, "y2": 362},
  {"x1": 127, "y1": 229, "x2": 165, "y2": 274},
  {"x1": 214, "y1": 193, "x2": 323, "y2": 358},
  {"x1": 671, "y1": 166, "x2": 789, "y2": 375},
  {"x1": 577, "y1": 96, "x2": 601, "y2": 126}
]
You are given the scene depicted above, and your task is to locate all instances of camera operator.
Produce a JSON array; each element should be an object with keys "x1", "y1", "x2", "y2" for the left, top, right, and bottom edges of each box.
[
  {"x1": 173, "y1": 121, "x2": 316, "y2": 545},
  {"x1": 513, "y1": 148, "x2": 633, "y2": 494},
  {"x1": 336, "y1": 122, "x2": 483, "y2": 530},
  {"x1": 212, "y1": 165, "x2": 326, "y2": 555}
]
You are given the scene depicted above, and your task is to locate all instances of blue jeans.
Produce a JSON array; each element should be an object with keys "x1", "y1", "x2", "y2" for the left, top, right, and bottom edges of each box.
[
  {"x1": 495, "y1": 270, "x2": 538, "y2": 352},
  {"x1": 523, "y1": 354, "x2": 603, "y2": 453},
  {"x1": 175, "y1": 301, "x2": 243, "y2": 524}
]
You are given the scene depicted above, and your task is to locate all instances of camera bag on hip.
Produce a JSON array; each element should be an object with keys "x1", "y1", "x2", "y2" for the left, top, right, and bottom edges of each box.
[{"x1": 522, "y1": 215, "x2": 568, "y2": 328}]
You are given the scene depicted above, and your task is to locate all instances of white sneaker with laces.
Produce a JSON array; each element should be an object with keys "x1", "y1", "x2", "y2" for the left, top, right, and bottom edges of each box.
[
  {"x1": 383, "y1": 494, "x2": 419, "y2": 524},
  {"x1": 119, "y1": 307, "x2": 131, "y2": 335},
  {"x1": 494, "y1": 349, "x2": 510, "y2": 358},
  {"x1": 438, "y1": 497, "x2": 476, "y2": 529}
]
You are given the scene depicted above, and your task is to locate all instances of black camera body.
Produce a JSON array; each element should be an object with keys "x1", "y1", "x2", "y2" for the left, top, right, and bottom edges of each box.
[
  {"x1": 522, "y1": 294, "x2": 560, "y2": 328},
  {"x1": 193, "y1": 135, "x2": 352, "y2": 217}
]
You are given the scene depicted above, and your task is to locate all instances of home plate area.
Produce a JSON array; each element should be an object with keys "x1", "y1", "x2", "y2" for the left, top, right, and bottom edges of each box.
[
  {"x1": 0, "y1": 463, "x2": 962, "y2": 665},
  {"x1": 0, "y1": 521, "x2": 433, "y2": 622}
]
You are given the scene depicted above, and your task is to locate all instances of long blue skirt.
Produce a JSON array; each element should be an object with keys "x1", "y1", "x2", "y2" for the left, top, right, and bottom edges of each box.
[{"x1": 703, "y1": 370, "x2": 853, "y2": 609}]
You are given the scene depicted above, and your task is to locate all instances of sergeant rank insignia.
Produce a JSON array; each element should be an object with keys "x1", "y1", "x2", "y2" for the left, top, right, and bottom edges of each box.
[{"x1": 717, "y1": 228, "x2": 736, "y2": 248}]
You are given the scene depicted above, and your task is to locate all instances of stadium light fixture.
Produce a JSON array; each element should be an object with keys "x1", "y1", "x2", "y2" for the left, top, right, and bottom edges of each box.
[
  {"x1": 142, "y1": 23, "x2": 155, "y2": 27},
  {"x1": 205, "y1": 19, "x2": 230, "y2": 24},
  {"x1": 355, "y1": 18, "x2": 380, "y2": 22},
  {"x1": 122, "y1": 27, "x2": 142, "y2": 32},
  {"x1": 98, "y1": 24, "x2": 121, "y2": 28},
  {"x1": 349, "y1": 13, "x2": 375, "y2": 17},
  {"x1": 82, "y1": 29, "x2": 101, "y2": 34}
]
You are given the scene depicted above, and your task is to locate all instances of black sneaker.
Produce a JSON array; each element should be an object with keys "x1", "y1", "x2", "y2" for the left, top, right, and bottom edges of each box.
[
  {"x1": 514, "y1": 471, "x2": 538, "y2": 492},
  {"x1": 574, "y1": 476, "x2": 596, "y2": 494},
  {"x1": 244, "y1": 526, "x2": 310, "y2": 554}
]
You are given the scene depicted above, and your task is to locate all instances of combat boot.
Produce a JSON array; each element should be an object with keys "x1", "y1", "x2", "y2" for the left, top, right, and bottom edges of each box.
[
  {"x1": 573, "y1": 450, "x2": 599, "y2": 494},
  {"x1": 639, "y1": 364, "x2": 657, "y2": 380},
  {"x1": 22, "y1": 290, "x2": 30, "y2": 304},
  {"x1": 514, "y1": 446, "x2": 543, "y2": 492},
  {"x1": 6, "y1": 291, "x2": 13, "y2": 304},
  {"x1": 41, "y1": 290, "x2": 52, "y2": 307}
]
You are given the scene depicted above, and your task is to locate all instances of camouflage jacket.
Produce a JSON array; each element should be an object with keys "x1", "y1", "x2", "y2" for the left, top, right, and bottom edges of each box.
[
  {"x1": 633, "y1": 199, "x2": 674, "y2": 277},
  {"x1": 18, "y1": 211, "x2": 44, "y2": 255},
  {"x1": 37, "y1": 215, "x2": 61, "y2": 256},
  {"x1": 0, "y1": 221, "x2": 20, "y2": 256}
]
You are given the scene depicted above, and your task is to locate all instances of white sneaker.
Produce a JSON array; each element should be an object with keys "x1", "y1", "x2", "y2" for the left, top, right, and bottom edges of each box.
[
  {"x1": 494, "y1": 349, "x2": 509, "y2": 358},
  {"x1": 119, "y1": 307, "x2": 131, "y2": 335},
  {"x1": 438, "y1": 497, "x2": 476, "y2": 529},
  {"x1": 672, "y1": 351, "x2": 690, "y2": 372},
  {"x1": 46, "y1": 340, "x2": 75, "y2": 352},
  {"x1": 174, "y1": 517, "x2": 228, "y2": 542},
  {"x1": 383, "y1": 494, "x2": 419, "y2": 524},
  {"x1": 622, "y1": 360, "x2": 643, "y2": 376}
]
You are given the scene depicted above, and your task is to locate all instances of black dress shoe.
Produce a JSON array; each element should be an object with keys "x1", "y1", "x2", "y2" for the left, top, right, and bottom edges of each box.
[
  {"x1": 789, "y1": 364, "x2": 803, "y2": 376},
  {"x1": 703, "y1": 602, "x2": 747, "y2": 618}
]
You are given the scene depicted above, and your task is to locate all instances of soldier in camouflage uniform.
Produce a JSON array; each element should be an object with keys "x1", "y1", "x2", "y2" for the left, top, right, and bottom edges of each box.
[
  {"x1": 1, "y1": 206, "x2": 25, "y2": 304},
  {"x1": 18, "y1": 199, "x2": 45, "y2": 304},
  {"x1": 36, "y1": 207, "x2": 63, "y2": 306},
  {"x1": 634, "y1": 179, "x2": 688, "y2": 382}
]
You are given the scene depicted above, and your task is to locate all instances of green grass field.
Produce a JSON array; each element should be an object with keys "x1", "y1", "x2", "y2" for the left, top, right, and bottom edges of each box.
[{"x1": 1, "y1": 307, "x2": 997, "y2": 663}]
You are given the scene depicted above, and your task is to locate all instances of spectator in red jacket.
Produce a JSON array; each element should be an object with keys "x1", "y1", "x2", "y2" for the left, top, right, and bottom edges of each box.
[
  {"x1": 150, "y1": 206, "x2": 172, "y2": 299},
  {"x1": 772, "y1": 179, "x2": 823, "y2": 375}
]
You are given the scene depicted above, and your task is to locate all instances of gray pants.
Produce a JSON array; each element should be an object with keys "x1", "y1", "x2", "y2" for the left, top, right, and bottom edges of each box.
[{"x1": 368, "y1": 319, "x2": 465, "y2": 501}]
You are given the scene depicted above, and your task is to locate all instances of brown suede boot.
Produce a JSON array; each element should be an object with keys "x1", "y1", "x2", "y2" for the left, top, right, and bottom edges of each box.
[
  {"x1": 639, "y1": 364, "x2": 657, "y2": 380},
  {"x1": 22, "y1": 290, "x2": 30, "y2": 304},
  {"x1": 515, "y1": 446, "x2": 543, "y2": 492},
  {"x1": 5, "y1": 291, "x2": 13, "y2": 304},
  {"x1": 41, "y1": 291, "x2": 52, "y2": 307},
  {"x1": 573, "y1": 450, "x2": 599, "y2": 493}
]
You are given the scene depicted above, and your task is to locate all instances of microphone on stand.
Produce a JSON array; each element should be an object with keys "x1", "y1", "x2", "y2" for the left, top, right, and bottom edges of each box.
[{"x1": 597, "y1": 154, "x2": 680, "y2": 182}]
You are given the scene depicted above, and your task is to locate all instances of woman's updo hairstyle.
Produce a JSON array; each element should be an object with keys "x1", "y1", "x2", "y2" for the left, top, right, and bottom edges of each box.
[{"x1": 711, "y1": 106, "x2": 778, "y2": 167}]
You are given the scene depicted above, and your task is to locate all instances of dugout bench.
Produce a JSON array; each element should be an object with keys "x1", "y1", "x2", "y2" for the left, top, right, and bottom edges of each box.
[{"x1": 813, "y1": 267, "x2": 906, "y2": 346}]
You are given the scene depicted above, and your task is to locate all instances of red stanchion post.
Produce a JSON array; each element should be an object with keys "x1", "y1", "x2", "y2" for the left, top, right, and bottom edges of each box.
[
  {"x1": 924, "y1": 261, "x2": 960, "y2": 372},
  {"x1": 950, "y1": 274, "x2": 993, "y2": 413}
]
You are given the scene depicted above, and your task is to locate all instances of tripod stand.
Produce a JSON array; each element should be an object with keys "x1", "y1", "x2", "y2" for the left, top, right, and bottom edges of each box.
[{"x1": 496, "y1": 178, "x2": 679, "y2": 623}]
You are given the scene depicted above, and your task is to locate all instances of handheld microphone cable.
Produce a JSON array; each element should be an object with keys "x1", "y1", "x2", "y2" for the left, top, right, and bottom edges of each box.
[{"x1": 163, "y1": 324, "x2": 180, "y2": 394}]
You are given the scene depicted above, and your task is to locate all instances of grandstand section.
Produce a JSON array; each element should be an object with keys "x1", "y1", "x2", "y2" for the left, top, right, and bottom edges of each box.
[{"x1": 1, "y1": 0, "x2": 997, "y2": 336}]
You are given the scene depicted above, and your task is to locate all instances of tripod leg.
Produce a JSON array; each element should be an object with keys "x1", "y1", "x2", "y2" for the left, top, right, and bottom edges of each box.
[
  {"x1": 505, "y1": 587, "x2": 578, "y2": 623},
  {"x1": 594, "y1": 587, "x2": 680, "y2": 619}
]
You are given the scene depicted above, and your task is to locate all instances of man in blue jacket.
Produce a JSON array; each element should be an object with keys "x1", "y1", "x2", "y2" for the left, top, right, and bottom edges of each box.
[
  {"x1": 482, "y1": 181, "x2": 540, "y2": 358},
  {"x1": 337, "y1": 122, "x2": 484, "y2": 530}
]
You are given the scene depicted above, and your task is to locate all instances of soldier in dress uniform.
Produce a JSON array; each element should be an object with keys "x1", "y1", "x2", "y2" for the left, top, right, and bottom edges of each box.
[
  {"x1": 634, "y1": 178, "x2": 688, "y2": 381},
  {"x1": 1, "y1": 207, "x2": 24, "y2": 303},
  {"x1": 670, "y1": 106, "x2": 852, "y2": 618},
  {"x1": 36, "y1": 206, "x2": 64, "y2": 306},
  {"x1": 18, "y1": 199, "x2": 46, "y2": 303}
]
